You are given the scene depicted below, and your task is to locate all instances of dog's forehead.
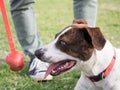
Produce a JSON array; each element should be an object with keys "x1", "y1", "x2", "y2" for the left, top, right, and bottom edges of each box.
[{"x1": 56, "y1": 27, "x2": 73, "y2": 39}]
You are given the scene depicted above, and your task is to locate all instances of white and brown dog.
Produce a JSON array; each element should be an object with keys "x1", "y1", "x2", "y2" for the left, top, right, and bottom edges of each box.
[{"x1": 35, "y1": 20, "x2": 120, "y2": 90}]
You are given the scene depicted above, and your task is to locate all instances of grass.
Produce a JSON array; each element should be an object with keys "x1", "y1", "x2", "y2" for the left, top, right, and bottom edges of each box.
[{"x1": 0, "y1": 0, "x2": 120, "y2": 90}]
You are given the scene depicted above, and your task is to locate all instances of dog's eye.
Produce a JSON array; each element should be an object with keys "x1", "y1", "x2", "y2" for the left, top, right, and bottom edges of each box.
[{"x1": 59, "y1": 40, "x2": 66, "y2": 46}]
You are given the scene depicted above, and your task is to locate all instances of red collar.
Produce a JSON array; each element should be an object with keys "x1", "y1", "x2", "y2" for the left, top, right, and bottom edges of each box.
[{"x1": 87, "y1": 49, "x2": 116, "y2": 82}]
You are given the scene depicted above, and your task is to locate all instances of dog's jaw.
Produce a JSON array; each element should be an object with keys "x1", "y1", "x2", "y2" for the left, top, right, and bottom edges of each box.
[{"x1": 44, "y1": 60, "x2": 76, "y2": 79}]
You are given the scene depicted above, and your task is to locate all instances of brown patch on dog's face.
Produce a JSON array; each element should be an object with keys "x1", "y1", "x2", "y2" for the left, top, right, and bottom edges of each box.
[
  {"x1": 55, "y1": 28, "x2": 93, "y2": 61},
  {"x1": 55, "y1": 27, "x2": 106, "y2": 61}
]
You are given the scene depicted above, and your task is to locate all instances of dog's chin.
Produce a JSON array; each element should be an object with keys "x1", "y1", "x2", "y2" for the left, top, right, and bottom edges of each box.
[{"x1": 44, "y1": 60, "x2": 76, "y2": 79}]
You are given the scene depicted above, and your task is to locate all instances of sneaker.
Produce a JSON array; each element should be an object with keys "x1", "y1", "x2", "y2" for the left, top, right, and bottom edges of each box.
[{"x1": 29, "y1": 57, "x2": 53, "y2": 81}]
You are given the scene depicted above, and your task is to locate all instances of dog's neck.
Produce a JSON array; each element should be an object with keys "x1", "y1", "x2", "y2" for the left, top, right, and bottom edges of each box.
[{"x1": 76, "y1": 40, "x2": 115, "y2": 76}]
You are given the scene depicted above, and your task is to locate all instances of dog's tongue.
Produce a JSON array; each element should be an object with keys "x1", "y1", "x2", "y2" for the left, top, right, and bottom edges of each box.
[
  {"x1": 44, "y1": 60, "x2": 76, "y2": 79},
  {"x1": 44, "y1": 62, "x2": 59, "y2": 79}
]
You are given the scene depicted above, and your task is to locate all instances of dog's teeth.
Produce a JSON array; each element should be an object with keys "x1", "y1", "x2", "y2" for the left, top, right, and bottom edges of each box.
[
  {"x1": 61, "y1": 66, "x2": 64, "y2": 69},
  {"x1": 59, "y1": 67, "x2": 61, "y2": 70},
  {"x1": 52, "y1": 70, "x2": 56, "y2": 73},
  {"x1": 64, "y1": 62, "x2": 69, "y2": 67},
  {"x1": 59, "y1": 66, "x2": 63, "y2": 70}
]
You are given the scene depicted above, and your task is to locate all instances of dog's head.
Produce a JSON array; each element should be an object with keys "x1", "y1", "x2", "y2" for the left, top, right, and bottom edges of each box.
[{"x1": 35, "y1": 19, "x2": 106, "y2": 78}]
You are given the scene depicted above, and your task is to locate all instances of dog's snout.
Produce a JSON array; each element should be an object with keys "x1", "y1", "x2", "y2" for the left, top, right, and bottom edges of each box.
[{"x1": 35, "y1": 49, "x2": 44, "y2": 59}]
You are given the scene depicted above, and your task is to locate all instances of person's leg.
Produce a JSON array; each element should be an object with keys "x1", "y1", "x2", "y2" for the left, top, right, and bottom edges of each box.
[
  {"x1": 9, "y1": 0, "x2": 40, "y2": 58},
  {"x1": 9, "y1": 0, "x2": 52, "y2": 81},
  {"x1": 73, "y1": 0, "x2": 98, "y2": 27}
]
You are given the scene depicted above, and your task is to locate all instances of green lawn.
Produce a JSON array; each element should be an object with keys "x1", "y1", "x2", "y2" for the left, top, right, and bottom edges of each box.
[{"x1": 0, "y1": 0, "x2": 120, "y2": 90}]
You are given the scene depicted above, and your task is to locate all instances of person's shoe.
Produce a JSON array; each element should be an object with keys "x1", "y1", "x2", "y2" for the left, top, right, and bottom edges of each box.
[{"x1": 29, "y1": 57, "x2": 53, "y2": 81}]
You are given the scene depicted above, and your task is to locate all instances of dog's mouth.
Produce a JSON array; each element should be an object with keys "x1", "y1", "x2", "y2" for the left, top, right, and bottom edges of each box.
[{"x1": 44, "y1": 60, "x2": 76, "y2": 79}]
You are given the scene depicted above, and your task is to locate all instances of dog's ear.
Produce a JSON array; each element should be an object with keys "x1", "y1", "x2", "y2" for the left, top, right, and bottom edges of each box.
[
  {"x1": 71, "y1": 19, "x2": 106, "y2": 50},
  {"x1": 85, "y1": 27, "x2": 106, "y2": 50}
]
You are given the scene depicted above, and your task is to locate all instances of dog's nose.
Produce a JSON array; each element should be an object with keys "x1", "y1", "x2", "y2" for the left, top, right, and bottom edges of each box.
[{"x1": 35, "y1": 49, "x2": 44, "y2": 59}]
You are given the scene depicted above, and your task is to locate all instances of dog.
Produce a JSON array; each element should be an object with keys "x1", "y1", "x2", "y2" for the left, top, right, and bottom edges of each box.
[{"x1": 35, "y1": 20, "x2": 120, "y2": 90}]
